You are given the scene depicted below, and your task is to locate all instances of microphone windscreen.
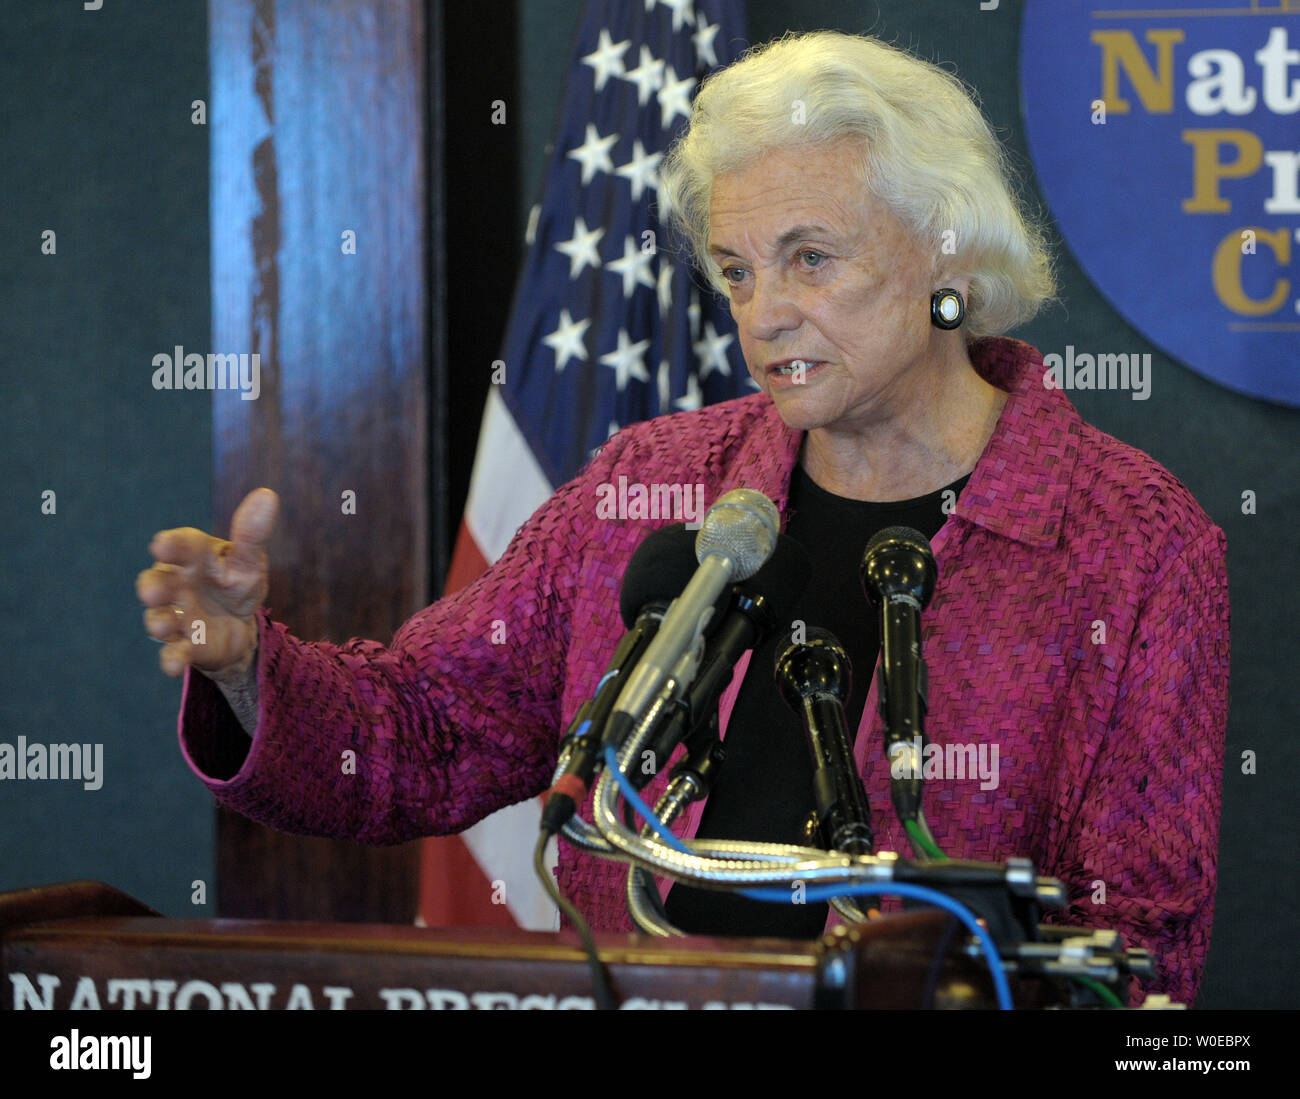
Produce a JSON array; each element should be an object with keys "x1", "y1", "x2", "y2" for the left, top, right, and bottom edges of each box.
[
  {"x1": 695, "y1": 488, "x2": 779, "y2": 580},
  {"x1": 863, "y1": 525, "x2": 932, "y2": 560},
  {"x1": 860, "y1": 525, "x2": 937, "y2": 608},
  {"x1": 618, "y1": 524, "x2": 700, "y2": 627},
  {"x1": 735, "y1": 532, "x2": 811, "y2": 627},
  {"x1": 773, "y1": 625, "x2": 852, "y2": 703}
]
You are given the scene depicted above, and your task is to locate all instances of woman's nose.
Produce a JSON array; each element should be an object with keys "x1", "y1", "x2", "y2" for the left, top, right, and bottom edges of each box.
[{"x1": 742, "y1": 271, "x2": 802, "y2": 341}]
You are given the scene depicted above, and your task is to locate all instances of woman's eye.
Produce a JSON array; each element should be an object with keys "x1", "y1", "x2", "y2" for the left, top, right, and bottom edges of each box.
[
  {"x1": 722, "y1": 266, "x2": 747, "y2": 284},
  {"x1": 800, "y1": 251, "x2": 825, "y2": 268}
]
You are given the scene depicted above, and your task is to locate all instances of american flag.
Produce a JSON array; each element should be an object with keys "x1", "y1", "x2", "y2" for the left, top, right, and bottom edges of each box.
[{"x1": 418, "y1": 0, "x2": 751, "y2": 931}]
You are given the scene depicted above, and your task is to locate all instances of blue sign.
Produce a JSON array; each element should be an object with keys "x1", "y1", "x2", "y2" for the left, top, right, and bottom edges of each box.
[{"x1": 1021, "y1": 0, "x2": 1299, "y2": 406}]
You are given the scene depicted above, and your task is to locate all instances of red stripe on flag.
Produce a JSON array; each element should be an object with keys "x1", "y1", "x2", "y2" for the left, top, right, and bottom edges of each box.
[
  {"x1": 443, "y1": 520, "x2": 490, "y2": 596},
  {"x1": 418, "y1": 519, "x2": 523, "y2": 929},
  {"x1": 417, "y1": 835, "x2": 519, "y2": 929}
]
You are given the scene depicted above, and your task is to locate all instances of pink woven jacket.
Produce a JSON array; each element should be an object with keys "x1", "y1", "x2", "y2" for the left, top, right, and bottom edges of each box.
[{"x1": 179, "y1": 337, "x2": 1230, "y2": 1006}]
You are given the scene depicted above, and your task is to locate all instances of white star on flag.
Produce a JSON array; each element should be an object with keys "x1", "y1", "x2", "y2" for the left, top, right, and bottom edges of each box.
[
  {"x1": 554, "y1": 216, "x2": 605, "y2": 278},
  {"x1": 599, "y1": 328, "x2": 651, "y2": 390},
  {"x1": 606, "y1": 235, "x2": 658, "y2": 299},
  {"x1": 620, "y1": 45, "x2": 665, "y2": 107},
  {"x1": 567, "y1": 123, "x2": 618, "y2": 184},
  {"x1": 693, "y1": 18, "x2": 719, "y2": 68},
  {"x1": 543, "y1": 309, "x2": 591, "y2": 372},
  {"x1": 581, "y1": 29, "x2": 629, "y2": 91},
  {"x1": 657, "y1": 65, "x2": 695, "y2": 129},
  {"x1": 674, "y1": 373, "x2": 703, "y2": 411},
  {"x1": 660, "y1": 0, "x2": 695, "y2": 32},
  {"x1": 687, "y1": 294, "x2": 702, "y2": 338},
  {"x1": 656, "y1": 262, "x2": 674, "y2": 315},
  {"x1": 694, "y1": 320, "x2": 733, "y2": 379},
  {"x1": 616, "y1": 139, "x2": 663, "y2": 202}
]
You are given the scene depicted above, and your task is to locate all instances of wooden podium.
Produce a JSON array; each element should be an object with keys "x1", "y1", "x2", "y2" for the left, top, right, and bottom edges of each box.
[{"x1": 1, "y1": 882, "x2": 1053, "y2": 1010}]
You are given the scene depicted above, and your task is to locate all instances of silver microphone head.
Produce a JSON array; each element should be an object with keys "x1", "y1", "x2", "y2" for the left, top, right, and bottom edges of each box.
[{"x1": 694, "y1": 488, "x2": 779, "y2": 581}]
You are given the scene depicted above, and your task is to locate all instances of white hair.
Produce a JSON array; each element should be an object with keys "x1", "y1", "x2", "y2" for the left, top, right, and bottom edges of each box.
[{"x1": 659, "y1": 31, "x2": 1056, "y2": 338}]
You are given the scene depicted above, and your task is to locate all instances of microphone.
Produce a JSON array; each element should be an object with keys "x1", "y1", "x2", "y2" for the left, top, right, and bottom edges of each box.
[
  {"x1": 616, "y1": 524, "x2": 698, "y2": 632},
  {"x1": 634, "y1": 532, "x2": 812, "y2": 788},
  {"x1": 860, "y1": 525, "x2": 938, "y2": 822},
  {"x1": 604, "y1": 489, "x2": 780, "y2": 752},
  {"x1": 774, "y1": 627, "x2": 874, "y2": 855},
  {"x1": 541, "y1": 524, "x2": 699, "y2": 834}
]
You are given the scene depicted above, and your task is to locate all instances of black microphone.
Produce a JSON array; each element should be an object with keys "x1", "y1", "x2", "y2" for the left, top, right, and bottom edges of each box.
[
  {"x1": 860, "y1": 525, "x2": 937, "y2": 822},
  {"x1": 774, "y1": 627, "x2": 874, "y2": 855},
  {"x1": 604, "y1": 489, "x2": 780, "y2": 752},
  {"x1": 633, "y1": 533, "x2": 812, "y2": 789},
  {"x1": 541, "y1": 524, "x2": 699, "y2": 834},
  {"x1": 616, "y1": 524, "x2": 697, "y2": 632}
]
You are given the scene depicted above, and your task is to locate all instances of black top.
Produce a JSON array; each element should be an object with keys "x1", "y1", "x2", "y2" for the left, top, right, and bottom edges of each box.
[{"x1": 662, "y1": 463, "x2": 970, "y2": 938}]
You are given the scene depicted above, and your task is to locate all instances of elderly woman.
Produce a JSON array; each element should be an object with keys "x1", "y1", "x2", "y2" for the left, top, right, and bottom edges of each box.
[{"x1": 139, "y1": 32, "x2": 1229, "y2": 1006}]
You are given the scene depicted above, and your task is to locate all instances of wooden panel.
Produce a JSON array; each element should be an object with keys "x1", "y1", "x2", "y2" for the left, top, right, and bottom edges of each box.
[
  {"x1": 5, "y1": 918, "x2": 823, "y2": 1010},
  {"x1": 208, "y1": 0, "x2": 433, "y2": 921},
  {"x1": 2, "y1": 892, "x2": 1060, "y2": 1010},
  {"x1": 0, "y1": 882, "x2": 159, "y2": 939}
]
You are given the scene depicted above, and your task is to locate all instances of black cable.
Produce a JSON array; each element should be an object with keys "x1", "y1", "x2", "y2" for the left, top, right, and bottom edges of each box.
[{"x1": 533, "y1": 832, "x2": 619, "y2": 1010}]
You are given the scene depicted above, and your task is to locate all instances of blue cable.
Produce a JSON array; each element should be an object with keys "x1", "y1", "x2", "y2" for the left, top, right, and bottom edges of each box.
[
  {"x1": 602, "y1": 746, "x2": 1014, "y2": 1010},
  {"x1": 604, "y1": 745, "x2": 673, "y2": 838},
  {"x1": 746, "y1": 881, "x2": 1014, "y2": 1010}
]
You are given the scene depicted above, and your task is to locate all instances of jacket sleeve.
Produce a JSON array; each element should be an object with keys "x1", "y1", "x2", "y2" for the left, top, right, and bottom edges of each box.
[
  {"x1": 175, "y1": 458, "x2": 606, "y2": 845},
  {"x1": 1052, "y1": 523, "x2": 1230, "y2": 1006}
]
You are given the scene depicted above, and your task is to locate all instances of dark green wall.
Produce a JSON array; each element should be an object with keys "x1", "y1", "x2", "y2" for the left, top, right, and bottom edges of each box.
[{"x1": 0, "y1": 1, "x2": 213, "y2": 914}]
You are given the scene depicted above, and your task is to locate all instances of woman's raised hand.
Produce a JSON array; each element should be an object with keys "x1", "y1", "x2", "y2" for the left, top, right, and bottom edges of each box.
[{"x1": 137, "y1": 488, "x2": 278, "y2": 681}]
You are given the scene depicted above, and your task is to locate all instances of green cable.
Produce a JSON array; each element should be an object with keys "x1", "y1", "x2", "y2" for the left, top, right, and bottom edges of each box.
[
  {"x1": 1070, "y1": 974, "x2": 1124, "y2": 1008},
  {"x1": 904, "y1": 816, "x2": 947, "y2": 859},
  {"x1": 900, "y1": 815, "x2": 1127, "y2": 1010}
]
